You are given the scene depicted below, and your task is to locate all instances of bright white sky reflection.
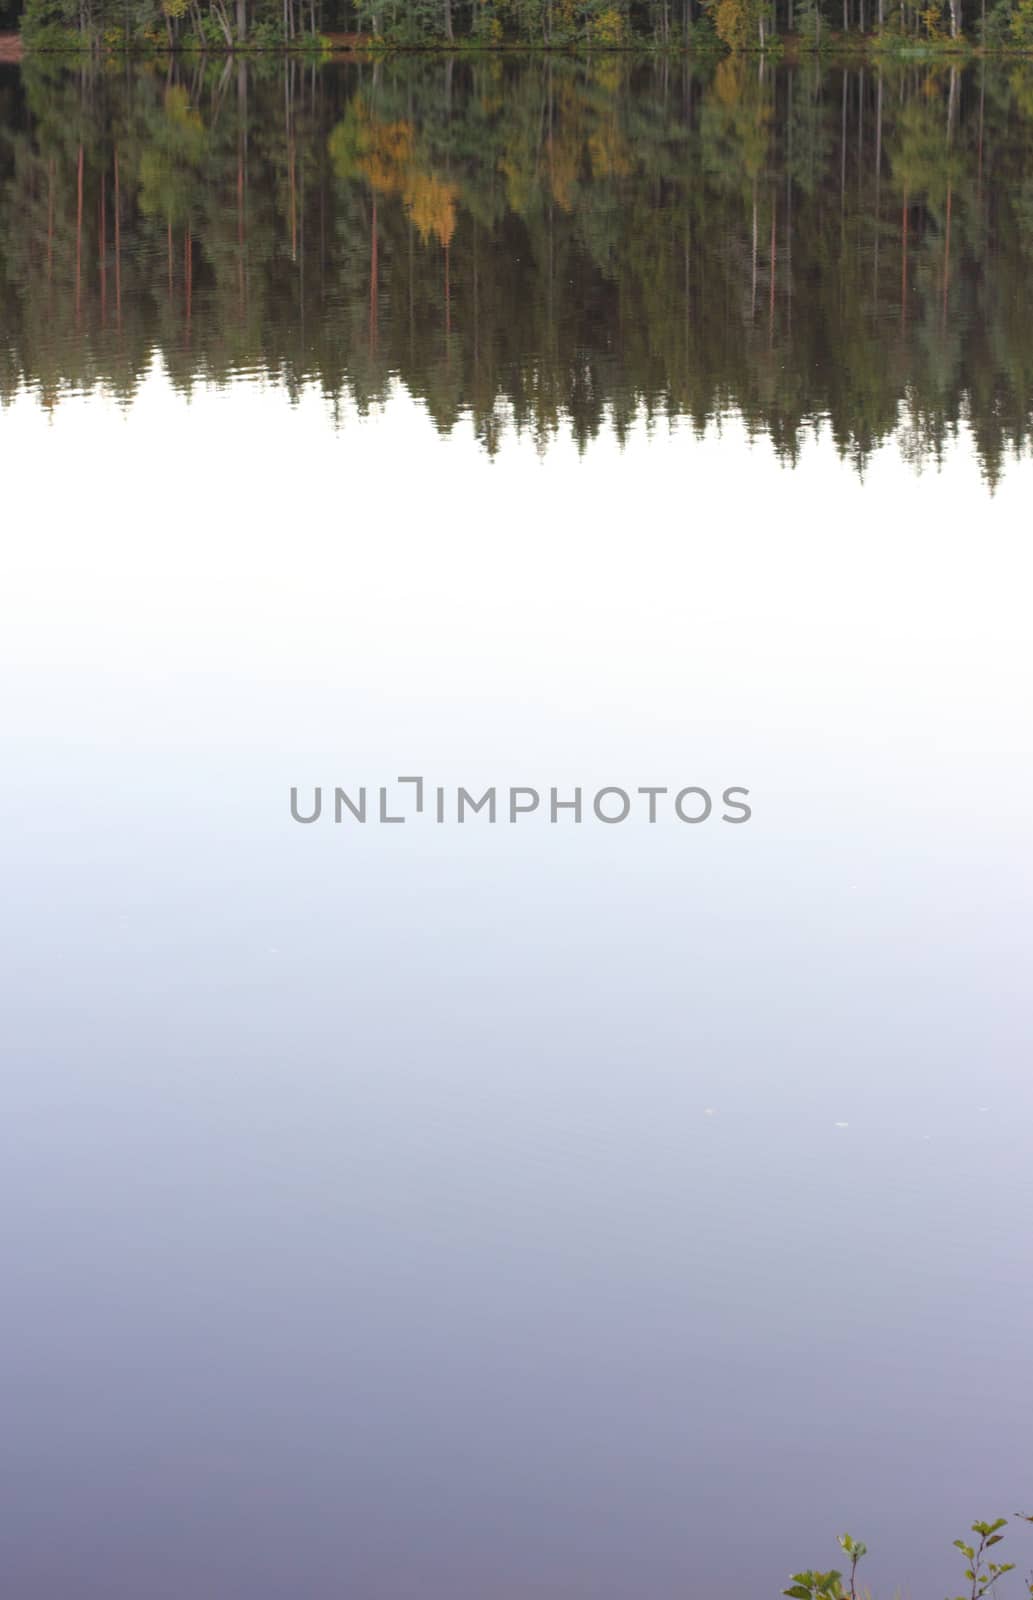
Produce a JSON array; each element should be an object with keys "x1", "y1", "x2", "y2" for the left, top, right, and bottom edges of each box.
[{"x1": 2, "y1": 359, "x2": 1032, "y2": 1600}]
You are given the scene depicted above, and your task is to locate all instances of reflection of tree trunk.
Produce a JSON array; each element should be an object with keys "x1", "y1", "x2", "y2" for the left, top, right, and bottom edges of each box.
[
  {"x1": 185, "y1": 227, "x2": 193, "y2": 344},
  {"x1": 977, "y1": 61, "x2": 984, "y2": 196},
  {"x1": 114, "y1": 146, "x2": 122, "y2": 330},
  {"x1": 408, "y1": 215, "x2": 414, "y2": 362},
  {"x1": 786, "y1": 71, "x2": 792, "y2": 337},
  {"x1": 840, "y1": 70, "x2": 846, "y2": 220},
  {"x1": 289, "y1": 136, "x2": 297, "y2": 260},
  {"x1": 239, "y1": 60, "x2": 249, "y2": 318},
  {"x1": 856, "y1": 67, "x2": 864, "y2": 207},
  {"x1": 942, "y1": 182, "x2": 952, "y2": 327},
  {"x1": 684, "y1": 219, "x2": 690, "y2": 363},
  {"x1": 751, "y1": 179, "x2": 757, "y2": 320},
  {"x1": 168, "y1": 218, "x2": 174, "y2": 303},
  {"x1": 100, "y1": 170, "x2": 107, "y2": 327},
  {"x1": 286, "y1": 65, "x2": 297, "y2": 262},
  {"x1": 238, "y1": 153, "x2": 245, "y2": 319},
  {"x1": 369, "y1": 195, "x2": 378, "y2": 356},
  {"x1": 769, "y1": 192, "x2": 776, "y2": 346},
  {"x1": 874, "y1": 73, "x2": 882, "y2": 300},
  {"x1": 76, "y1": 143, "x2": 83, "y2": 328},
  {"x1": 444, "y1": 241, "x2": 450, "y2": 362},
  {"x1": 47, "y1": 158, "x2": 54, "y2": 300},
  {"x1": 901, "y1": 187, "x2": 908, "y2": 328},
  {"x1": 298, "y1": 110, "x2": 305, "y2": 340}
]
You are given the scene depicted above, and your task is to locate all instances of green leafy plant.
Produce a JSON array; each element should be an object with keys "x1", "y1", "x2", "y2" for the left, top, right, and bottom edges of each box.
[
  {"x1": 787, "y1": 1519, "x2": 1033, "y2": 1600},
  {"x1": 950, "y1": 1518, "x2": 1014, "y2": 1600},
  {"x1": 785, "y1": 1533, "x2": 868, "y2": 1600}
]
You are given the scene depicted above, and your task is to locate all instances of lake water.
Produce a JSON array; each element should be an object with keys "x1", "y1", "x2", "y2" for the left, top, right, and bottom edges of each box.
[{"x1": 2, "y1": 53, "x2": 1032, "y2": 1600}]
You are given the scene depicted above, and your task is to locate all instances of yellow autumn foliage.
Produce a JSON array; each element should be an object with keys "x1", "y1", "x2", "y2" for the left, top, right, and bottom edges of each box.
[
  {"x1": 588, "y1": 123, "x2": 631, "y2": 180},
  {"x1": 329, "y1": 98, "x2": 457, "y2": 248},
  {"x1": 714, "y1": 0, "x2": 752, "y2": 48},
  {"x1": 714, "y1": 56, "x2": 746, "y2": 104},
  {"x1": 403, "y1": 170, "x2": 458, "y2": 248}
]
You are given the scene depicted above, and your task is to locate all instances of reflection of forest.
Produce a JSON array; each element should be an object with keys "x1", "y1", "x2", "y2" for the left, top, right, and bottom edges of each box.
[{"x1": 1, "y1": 55, "x2": 1032, "y2": 477}]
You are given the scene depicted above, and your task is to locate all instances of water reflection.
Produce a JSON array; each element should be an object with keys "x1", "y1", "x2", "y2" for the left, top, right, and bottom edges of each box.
[
  {"x1": 4, "y1": 51, "x2": 1033, "y2": 1600},
  {"x1": 2, "y1": 54, "x2": 1033, "y2": 478}
]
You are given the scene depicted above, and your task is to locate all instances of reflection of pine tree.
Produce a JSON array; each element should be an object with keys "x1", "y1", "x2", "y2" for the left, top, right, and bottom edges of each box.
[{"x1": 2, "y1": 58, "x2": 1033, "y2": 481}]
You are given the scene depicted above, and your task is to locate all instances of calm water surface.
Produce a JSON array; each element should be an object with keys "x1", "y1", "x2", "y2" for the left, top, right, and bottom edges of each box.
[{"x1": 2, "y1": 54, "x2": 1032, "y2": 1600}]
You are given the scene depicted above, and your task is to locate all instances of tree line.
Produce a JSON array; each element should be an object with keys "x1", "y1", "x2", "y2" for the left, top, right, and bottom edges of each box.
[
  {"x1": 2, "y1": 54, "x2": 1033, "y2": 481},
  {"x1": 9, "y1": 0, "x2": 1033, "y2": 58}
]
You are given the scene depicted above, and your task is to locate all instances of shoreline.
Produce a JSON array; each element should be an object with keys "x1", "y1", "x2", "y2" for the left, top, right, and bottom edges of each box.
[{"x1": 6, "y1": 33, "x2": 1033, "y2": 53}]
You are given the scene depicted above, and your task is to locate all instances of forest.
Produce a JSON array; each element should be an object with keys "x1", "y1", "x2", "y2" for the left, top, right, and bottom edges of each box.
[
  {"x1": 8, "y1": 0, "x2": 1033, "y2": 59},
  {"x1": 1, "y1": 53, "x2": 1032, "y2": 480}
]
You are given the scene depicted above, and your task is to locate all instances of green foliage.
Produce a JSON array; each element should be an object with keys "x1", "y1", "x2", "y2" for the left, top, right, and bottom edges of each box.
[
  {"x1": 8, "y1": 0, "x2": 1033, "y2": 59},
  {"x1": 789, "y1": 1518, "x2": 1032, "y2": 1600},
  {"x1": 20, "y1": 0, "x2": 325, "y2": 51},
  {"x1": 785, "y1": 1534, "x2": 868, "y2": 1600},
  {"x1": 980, "y1": 0, "x2": 1013, "y2": 40},
  {"x1": 1008, "y1": 0, "x2": 1033, "y2": 42},
  {"x1": 685, "y1": 7, "x2": 721, "y2": 44},
  {"x1": 784, "y1": 1569, "x2": 847, "y2": 1599},
  {"x1": 949, "y1": 1518, "x2": 1017, "y2": 1600},
  {"x1": 793, "y1": 0, "x2": 826, "y2": 46}
]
